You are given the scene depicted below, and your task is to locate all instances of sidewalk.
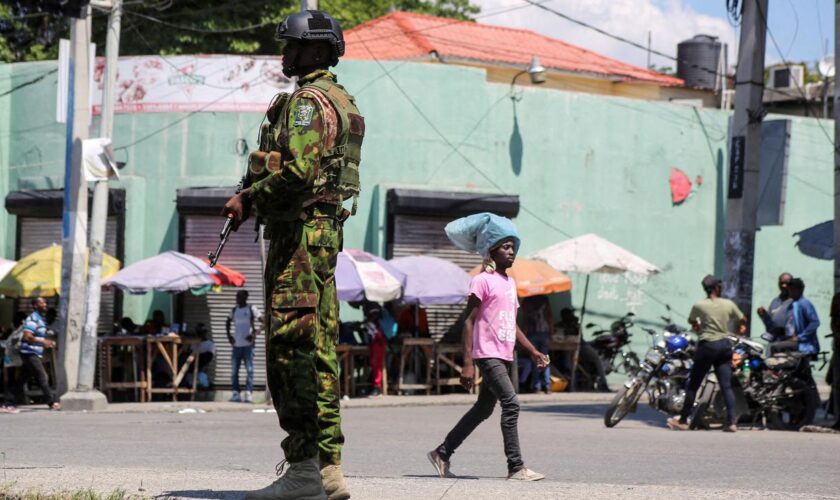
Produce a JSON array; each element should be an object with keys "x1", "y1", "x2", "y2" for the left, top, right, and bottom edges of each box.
[
  {"x1": 9, "y1": 381, "x2": 831, "y2": 414},
  {"x1": 23, "y1": 390, "x2": 615, "y2": 414}
]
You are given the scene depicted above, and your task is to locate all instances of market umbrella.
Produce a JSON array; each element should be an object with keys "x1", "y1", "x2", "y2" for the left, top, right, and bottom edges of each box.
[
  {"x1": 390, "y1": 255, "x2": 470, "y2": 305},
  {"x1": 469, "y1": 258, "x2": 573, "y2": 298},
  {"x1": 0, "y1": 244, "x2": 121, "y2": 298},
  {"x1": 336, "y1": 249, "x2": 406, "y2": 302},
  {"x1": 794, "y1": 220, "x2": 832, "y2": 260},
  {"x1": 532, "y1": 233, "x2": 660, "y2": 324},
  {"x1": 203, "y1": 259, "x2": 247, "y2": 287},
  {"x1": 0, "y1": 258, "x2": 16, "y2": 283},
  {"x1": 103, "y1": 251, "x2": 220, "y2": 294}
]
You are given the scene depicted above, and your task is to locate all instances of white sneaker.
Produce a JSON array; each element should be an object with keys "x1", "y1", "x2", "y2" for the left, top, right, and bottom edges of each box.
[
  {"x1": 507, "y1": 467, "x2": 545, "y2": 481},
  {"x1": 229, "y1": 391, "x2": 241, "y2": 402},
  {"x1": 243, "y1": 391, "x2": 253, "y2": 403}
]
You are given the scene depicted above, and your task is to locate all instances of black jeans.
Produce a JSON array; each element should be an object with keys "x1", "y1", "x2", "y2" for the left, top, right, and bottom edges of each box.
[
  {"x1": 437, "y1": 358, "x2": 524, "y2": 473},
  {"x1": 679, "y1": 339, "x2": 736, "y2": 426},
  {"x1": 14, "y1": 353, "x2": 55, "y2": 406}
]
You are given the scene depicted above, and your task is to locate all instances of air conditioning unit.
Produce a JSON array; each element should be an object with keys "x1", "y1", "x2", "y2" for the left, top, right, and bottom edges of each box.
[{"x1": 767, "y1": 65, "x2": 804, "y2": 89}]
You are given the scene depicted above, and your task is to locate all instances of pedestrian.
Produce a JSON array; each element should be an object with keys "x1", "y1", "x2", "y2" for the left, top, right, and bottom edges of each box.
[
  {"x1": 222, "y1": 9, "x2": 362, "y2": 500},
  {"x1": 3, "y1": 297, "x2": 59, "y2": 412},
  {"x1": 829, "y1": 292, "x2": 840, "y2": 430},
  {"x1": 362, "y1": 301, "x2": 387, "y2": 397},
  {"x1": 769, "y1": 278, "x2": 820, "y2": 355},
  {"x1": 519, "y1": 296, "x2": 552, "y2": 394},
  {"x1": 757, "y1": 272, "x2": 792, "y2": 341},
  {"x1": 667, "y1": 275, "x2": 745, "y2": 432},
  {"x1": 226, "y1": 290, "x2": 260, "y2": 403},
  {"x1": 427, "y1": 212, "x2": 548, "y2": 481}
]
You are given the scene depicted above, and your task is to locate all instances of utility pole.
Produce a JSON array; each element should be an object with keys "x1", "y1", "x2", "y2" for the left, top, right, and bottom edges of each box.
[
  {"x1": 301, "y1": 0, "x2": 317, "y2": 11},
  {"x1": 58, "y1": 5, "x2": 92, "y2": 398},
  {"x1": 723, "y1": 0, "x2": 768, "y2": 333},
  {"x1": 832, "y1": 0, "x2": 840, "y2": 429},
  {"x1": 835, "y1": 1, "x2": 840, "y2": 295},
  {"x1": 69, "y1": 0, "x2": 122, "y2": 411}
]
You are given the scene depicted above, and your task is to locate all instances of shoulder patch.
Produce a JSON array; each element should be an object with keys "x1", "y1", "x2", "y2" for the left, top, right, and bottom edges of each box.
[{"x1": 293, "y1": 103, "x2": 315, "y2": 127}]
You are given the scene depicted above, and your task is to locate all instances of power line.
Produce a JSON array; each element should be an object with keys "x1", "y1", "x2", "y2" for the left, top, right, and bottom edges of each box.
[
  {"x1": 124, "y1": 17, "x2": 277, "y2": 91},
  {"x1": 0, "y1": 68, "x2": 57, "y2": 98},
  {"x1": 755, "y1": 1, "x2": 837, "y2": 153},
  {"x1": 337, "y1": 0, "x2": 552, "y2": 46},
  {"x1": 355, "y1": 31, "x2": 573, "y2": 239},
  {"x1": 112, "y1": 71, "x2": 267, "y2": 153},
  {"x1": 122, "y1": 10, "x2": 275, "y2": 34}
]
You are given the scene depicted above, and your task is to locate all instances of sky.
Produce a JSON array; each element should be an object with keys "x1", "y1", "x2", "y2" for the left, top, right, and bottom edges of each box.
[{"x1": 474, "y1": 0, "x2": 833, "y2": 72}]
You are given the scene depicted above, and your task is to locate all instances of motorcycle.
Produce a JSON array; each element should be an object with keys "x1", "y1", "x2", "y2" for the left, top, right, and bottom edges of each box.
[
  {"x1": 584, "y1": 312, "x2": 641, "y2": 378},
  {"x1": 690, "y1": 334, "x2": 825, "y2": 431},
  {"x1": 604, "y1": 320, "x2": 693, "y2": 427}
]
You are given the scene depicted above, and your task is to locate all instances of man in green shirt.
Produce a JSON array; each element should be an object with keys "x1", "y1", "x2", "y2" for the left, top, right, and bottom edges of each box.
[{"x1": 667, "y1": 275, "x2": 746, "y2": 432}]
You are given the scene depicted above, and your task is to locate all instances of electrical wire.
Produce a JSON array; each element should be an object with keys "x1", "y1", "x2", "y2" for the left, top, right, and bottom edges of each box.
[
  {"x1": 122, "y1": 10, "x2": 275, "y2": 34},
  {"x1": 112, "y1": 70, "x2": 267, "y2": 153},
  {"x1": 124, "y1": 17, "x2": 277, "y2": 91},
  {"x1": 329, "y1": 0, "x2": 553, "y2": 46},
  {"x1": 783, "y1": 0, "x2": 799, "y2": 60},
  {"x1": 755, "y1": 1, "x2": 837, "y2": 154},
  {"x1": 0, "y1": 68, "x2": 57, "y2": 98},
  {"x1": 814, "y1": 0, "x2": 827, "y2": 57},
  {"x1": 356, "y1": 31, "x2": 574, "y2": 240}
]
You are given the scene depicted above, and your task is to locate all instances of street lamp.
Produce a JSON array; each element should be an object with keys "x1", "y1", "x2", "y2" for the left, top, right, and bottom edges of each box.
[{"x1": 510, "y1": 56, "x2": 547, "y2": 100}]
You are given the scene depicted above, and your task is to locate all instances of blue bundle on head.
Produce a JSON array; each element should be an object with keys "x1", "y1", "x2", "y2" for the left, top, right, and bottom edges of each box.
[{"x1": 444, "y1": 212, "x2": 521, "y2": 257}]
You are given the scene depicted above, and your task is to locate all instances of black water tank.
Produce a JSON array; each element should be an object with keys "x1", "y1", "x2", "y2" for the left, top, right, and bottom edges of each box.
[{"x1": 677, "y1": 34, "x2": 722, "y2": 89}]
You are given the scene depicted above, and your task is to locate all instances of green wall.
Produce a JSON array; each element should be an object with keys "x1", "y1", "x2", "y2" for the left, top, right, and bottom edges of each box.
[{"x1": 0, "y1": 59, "x2": 835, "y2": 364}]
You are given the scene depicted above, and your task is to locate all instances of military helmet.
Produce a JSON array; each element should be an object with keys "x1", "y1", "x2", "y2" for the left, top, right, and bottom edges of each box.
[{"x1": 275, "y1": 10, "x2": 345, "y2": 64}]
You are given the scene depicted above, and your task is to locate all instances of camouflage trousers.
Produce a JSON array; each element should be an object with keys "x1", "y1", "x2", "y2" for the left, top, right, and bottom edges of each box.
[{"x1": 264, "y1": 210, "x2": 343, "y2": 465}]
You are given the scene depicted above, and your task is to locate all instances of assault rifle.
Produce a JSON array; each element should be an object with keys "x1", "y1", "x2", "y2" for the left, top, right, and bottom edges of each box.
[{"x1": 208, "y1": 178, "x2": 250, "y2": 267}]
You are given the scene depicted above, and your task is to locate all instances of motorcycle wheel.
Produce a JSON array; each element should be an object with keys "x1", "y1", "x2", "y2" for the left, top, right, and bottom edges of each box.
[
  {"x1": 604, "y1": 377, "x2": 646, "y2": 428},
  {"x1": 766, "y1": 378, "x2": 818, "y2": 431}
]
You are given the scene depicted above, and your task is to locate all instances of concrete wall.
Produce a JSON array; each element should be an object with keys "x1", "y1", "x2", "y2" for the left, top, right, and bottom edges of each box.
[{"x1": 0, "y1": 58, "x2": 834, "y2": 364}]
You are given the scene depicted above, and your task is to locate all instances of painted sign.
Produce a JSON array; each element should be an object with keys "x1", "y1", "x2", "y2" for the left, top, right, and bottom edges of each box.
[
  {"x1": 88, "y1": 54, "x2": 294, "y2": 114},
  {"x1": 728, "y1": 135, "x2": 745, "y2": 199}
]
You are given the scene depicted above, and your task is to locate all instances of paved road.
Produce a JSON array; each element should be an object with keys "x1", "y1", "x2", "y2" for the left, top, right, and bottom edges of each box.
[{"x1": 1, "y1": 401, "x2": 838, "y2": 499}]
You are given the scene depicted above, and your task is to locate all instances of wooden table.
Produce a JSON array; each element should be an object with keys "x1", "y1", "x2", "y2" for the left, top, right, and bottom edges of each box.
[
  {"x1": 550, "y1": 336, "x2": 581, "y2": 389},
  {"x1": 396, "y1": 337, "x2": 434, "y2": 395},
  {"x1": 146, "y1": 335, "x2": 200, "y2": 402},
  {"x1": 434, "y1": 343, "x2": 465, "y2": 394},
  {"x1": 336, "y1": 344, "x2": 387, "y2": 398},
  {"x1": 98, "y1": 336, "x2": 148, "y2": 403}
]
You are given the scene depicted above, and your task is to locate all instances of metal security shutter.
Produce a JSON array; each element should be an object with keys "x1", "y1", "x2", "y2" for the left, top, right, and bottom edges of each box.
[
  {"x1": 17, "y1": 216, "x2": 120, "y2": 334},
  {"x1": 181, "y1": 216, "x2": 266, "y2": 390},
  {"x1": 389, "y1": 214, "x2": 481, "y2": 339}
]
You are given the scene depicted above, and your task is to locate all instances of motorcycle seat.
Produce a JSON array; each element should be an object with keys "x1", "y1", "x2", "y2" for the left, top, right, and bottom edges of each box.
[{"x1": 765, "y1": 352, "x2": 804, "y2": 370}]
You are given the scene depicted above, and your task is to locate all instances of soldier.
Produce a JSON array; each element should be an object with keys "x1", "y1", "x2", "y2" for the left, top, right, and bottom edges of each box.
[{"x1": 223, "y1": 9, "x2": 363, "y2": 500}]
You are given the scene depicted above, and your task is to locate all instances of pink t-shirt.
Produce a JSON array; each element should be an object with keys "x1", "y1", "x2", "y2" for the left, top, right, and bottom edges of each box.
[{"x1": 470, "y1": 271, "x2": 519, "y2": 361}]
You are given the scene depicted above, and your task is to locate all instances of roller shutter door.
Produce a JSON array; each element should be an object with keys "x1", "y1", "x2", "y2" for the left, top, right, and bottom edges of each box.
[
  {"x1": 389, "y1": 214, "x2": 481, "y2": 339},
  {"x1": 181, "y1": 216, "x2": 266, "y2": 390},
  {"x1": 17, "y1": 216, "x2": 120, "y2": 334}
]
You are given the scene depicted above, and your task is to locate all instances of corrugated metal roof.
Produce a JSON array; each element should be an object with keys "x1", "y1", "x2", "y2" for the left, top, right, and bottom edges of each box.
[{"x1": 344, "y1": 11, "x2": 683, "y2": 87}]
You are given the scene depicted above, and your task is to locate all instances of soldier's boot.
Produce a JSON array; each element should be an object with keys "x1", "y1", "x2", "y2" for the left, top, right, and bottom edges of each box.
[
  {"x1": 245, "y1": 456, "x2": 327, "y2": 500},
  {"x1": 321, "y1": 464, "x2": 351, "y2": 500}
]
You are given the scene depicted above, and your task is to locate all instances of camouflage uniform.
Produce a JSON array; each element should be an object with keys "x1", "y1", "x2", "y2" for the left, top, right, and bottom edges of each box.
[{"x1": 249, "y1": 69, "x2": 362, "y2": 465}]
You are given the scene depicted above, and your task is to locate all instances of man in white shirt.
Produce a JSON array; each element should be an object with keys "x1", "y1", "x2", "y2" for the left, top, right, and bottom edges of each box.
[{"x1": 226, "y1": 290, "x2": 260, "y2": 403}]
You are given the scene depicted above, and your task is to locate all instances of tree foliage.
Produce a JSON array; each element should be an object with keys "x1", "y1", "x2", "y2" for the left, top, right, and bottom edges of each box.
[{"x1": 0, "y1": 0, "x2": 479, "y2": 63}]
